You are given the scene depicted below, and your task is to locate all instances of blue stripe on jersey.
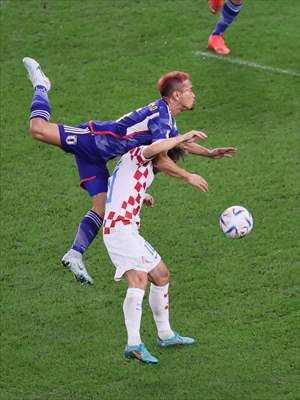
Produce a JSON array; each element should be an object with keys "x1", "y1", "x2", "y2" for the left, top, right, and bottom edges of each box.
[{"x1": 76, "y1": 98, "x2": 179, "y2": 162}]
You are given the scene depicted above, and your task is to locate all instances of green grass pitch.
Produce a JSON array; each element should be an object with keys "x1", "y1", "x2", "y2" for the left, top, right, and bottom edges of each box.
[{"x1": 1, "y1": 1, "x2": 299, "y2": 399}]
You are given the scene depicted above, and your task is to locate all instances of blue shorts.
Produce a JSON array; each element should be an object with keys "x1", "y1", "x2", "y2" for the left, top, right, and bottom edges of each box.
[{"x1": 59, "y1": 124, "x2": 109, "y2": 196}]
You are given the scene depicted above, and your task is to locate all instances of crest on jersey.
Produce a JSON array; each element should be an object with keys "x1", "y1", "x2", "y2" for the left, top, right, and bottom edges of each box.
[
  {"x1": 148, "y1": 102, "x2": 158, "y2": 112},
  {"x1": 66, "y1": 135, "x2": 77, "y2": 145}
]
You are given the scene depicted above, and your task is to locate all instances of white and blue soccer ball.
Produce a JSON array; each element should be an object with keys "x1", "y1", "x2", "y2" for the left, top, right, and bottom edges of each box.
[{"x1": 220, "y1": 206, "x2": 253, "y2": 239}]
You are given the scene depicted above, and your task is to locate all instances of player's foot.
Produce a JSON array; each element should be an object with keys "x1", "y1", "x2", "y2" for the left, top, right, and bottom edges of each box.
[
  {"x1": 23, "y1": 57, "x2": 51, "y2": 90},
  {"x1": 157, "y1": 332, "x2": 195, "y2": 347},
  {"x1": 209, "y1": 0, "x2": 223, "y2": 14},
  {"x1": 61, "y1": 250, "x2": 93, "y2": 285},
  {"x1": 124, "y1": 343, "x2": 159, "y2": 364},
  {"x1": 208, "y1": 34, "x2": 230, "y2": 55}
]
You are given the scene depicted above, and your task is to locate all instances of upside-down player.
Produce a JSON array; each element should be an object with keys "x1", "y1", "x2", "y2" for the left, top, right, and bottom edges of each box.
[{"x1": 23, "y1": 57, "x2": 236, "y2": 284}]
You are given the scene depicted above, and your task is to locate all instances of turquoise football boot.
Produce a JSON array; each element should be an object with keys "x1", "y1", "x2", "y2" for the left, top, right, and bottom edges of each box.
[
  {"x1": 124, "y1": 343, "x2": 159, "y2": 364},
  {"x1": 157, "y1": 332, "x2": 195, "y2": 347}
]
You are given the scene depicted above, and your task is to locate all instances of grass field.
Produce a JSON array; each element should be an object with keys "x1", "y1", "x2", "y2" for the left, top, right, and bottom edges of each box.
[{"x1": 1, "y1": 1, "x2": 299, "y2": 399}]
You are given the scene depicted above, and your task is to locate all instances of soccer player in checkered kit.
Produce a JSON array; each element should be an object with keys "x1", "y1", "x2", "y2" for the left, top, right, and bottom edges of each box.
[
  {"x1": 103, "y1": 132, "x2": 203, "y2": 364},
  {"x1": 23, "y1": 57, "x2": 236, "y2": 284}
]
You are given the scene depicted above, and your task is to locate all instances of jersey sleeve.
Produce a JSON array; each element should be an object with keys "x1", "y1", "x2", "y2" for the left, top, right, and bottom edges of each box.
[{"x1": 129, "y1": 146, "x2": 152, "y2": 165}]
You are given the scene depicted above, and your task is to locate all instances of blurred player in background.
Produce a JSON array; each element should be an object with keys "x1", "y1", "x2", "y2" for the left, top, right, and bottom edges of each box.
[
  {"x1": 103, "y1": 132, "x2": 202, "y2": 363},
  {"x1": 208, "y1": 0, "x2": 243, "y2": 55},
  {"x1": 23, "y1": 57, "x2": 236, "y2": 284}
]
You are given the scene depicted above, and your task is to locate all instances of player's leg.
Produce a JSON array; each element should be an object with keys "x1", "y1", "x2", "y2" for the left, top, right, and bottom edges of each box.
[
  {"x1": 148, "y1": 261, "x2": 173, "y2": 339},
  {"x1": 103, "y1": 227, "x2": 159, "y2": 363},
  {"x1": 148, "y1": 260, "x2": 195, "y2": 347},
  {"x1": 30, "y1": 119, "x2": 61, "y2": 145},
  {"x1": 69, "y1": 192, "x2": 106, "y2": 256},
  {"x1": 123, "y1": 270, "x2": 148, "y2": 347},
  {"x1": 23, "y1": 57, "x2": 61, "y2": 145},
  {"x1": 208, "y1": 0, "x2": 243, "y2": 55},
  {"x1": 24, "y1": 57, "x2": 99, "y2": 284},
  {"x1": 62, "y1": 160, "x2": 109, "y2": 284},
  {"x1": 123, "y1": 270, "x2": 158, "y2": 364},
  {"x1": 123, "y1": 270, "x2": 148, "y2": 348},
  {"x1": 62, "y1": 192, "x2": 106, "y2": 285}
]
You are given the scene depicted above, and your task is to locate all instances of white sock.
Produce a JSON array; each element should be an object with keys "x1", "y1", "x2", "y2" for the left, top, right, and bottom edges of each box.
[
  {"x1": 149, "y1": 283, "x2": 174, "y2": 340},
  {"x1": 123, "y1": 288, "x2": 145, "y2": 346}
]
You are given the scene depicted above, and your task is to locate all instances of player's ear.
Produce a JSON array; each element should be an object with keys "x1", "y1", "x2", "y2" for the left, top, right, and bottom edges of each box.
[{"x1": 173, "y1": 90, "x2": 180, "y2": 101}]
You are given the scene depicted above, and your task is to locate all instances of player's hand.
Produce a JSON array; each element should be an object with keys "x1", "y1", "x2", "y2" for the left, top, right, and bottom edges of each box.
[
  {"x1": 209, "y1": 147, "x2": 237, "y2": 159},
  {"x1": 186, "y1": 173, "x2": 209, "y2": 192},
  {"x1": 180, "y1": 130, "x2": 207, "y2": 144},
  {"x1": 144, "y1": 193, "x2": 154, "y2": 207}
]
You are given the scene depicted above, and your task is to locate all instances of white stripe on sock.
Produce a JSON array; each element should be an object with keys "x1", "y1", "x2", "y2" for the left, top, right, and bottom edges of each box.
[
  {"x1": 30, "y1": 110, "x2": 50, "y2": 118},
  {"x1": 87, "y1": 211, "x2": 103, "y2": 227}
]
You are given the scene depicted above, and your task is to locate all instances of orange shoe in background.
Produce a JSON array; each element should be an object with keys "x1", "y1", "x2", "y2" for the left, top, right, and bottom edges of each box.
[
  {"x1": 208, "y1": 34, "x2": 230, "y2": 55},
  {"x1": 209, "y1": 0, "x2": 224, "y2": 14}
]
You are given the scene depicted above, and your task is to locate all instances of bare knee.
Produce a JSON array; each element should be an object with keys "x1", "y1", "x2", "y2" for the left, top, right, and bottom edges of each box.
[
  {"x1": 148, "y1": 261, "x2": 170, "y2": 286},
  {"x1": 130, "y1": 273, "x2": 148, "y2": 289},
  {"x1": 125, "y1": 270, "x2": 148, "y2": 290},
  {"x1": 30, "y1": 118, "x2": 47, "y2": 141},
  {"x1": 157, "y1": 269, "x2": 170, "y2": 286},
  {"x1": 152, "y1": 269, "x2": 170, "y2": 286}
]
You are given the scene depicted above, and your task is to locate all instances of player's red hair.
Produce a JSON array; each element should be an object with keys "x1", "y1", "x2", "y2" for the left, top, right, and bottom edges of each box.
[{"x1": 157, "y1": 71, "x2": 190, "y2": 97}]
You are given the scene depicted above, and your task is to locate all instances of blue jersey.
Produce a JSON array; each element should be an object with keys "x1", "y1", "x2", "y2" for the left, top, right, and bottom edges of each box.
[{"x1": 76, "y1": 98, "x2": 179, "y2": 162}]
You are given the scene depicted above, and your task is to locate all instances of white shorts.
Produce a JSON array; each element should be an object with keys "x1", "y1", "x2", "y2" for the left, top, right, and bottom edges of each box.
[{"x1": 103, "y1": 224, "x2": 161, "y2": 281}]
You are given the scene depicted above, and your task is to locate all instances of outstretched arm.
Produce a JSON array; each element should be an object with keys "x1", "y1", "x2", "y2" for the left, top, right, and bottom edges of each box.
[
  {"x1": 142, "y1": 131, "x2": 205, "y2": 160},
  {"x1": 184, "y1": 141, "x2": 237, "y2": 159},
  {"x1": 153, "y1": 152, "x2": 209, "y2": 192}
]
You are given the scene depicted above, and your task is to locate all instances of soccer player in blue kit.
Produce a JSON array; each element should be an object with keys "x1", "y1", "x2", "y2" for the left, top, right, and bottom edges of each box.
[{"x1": 23, "y1": 57, "x2": 236, "y2": 284}]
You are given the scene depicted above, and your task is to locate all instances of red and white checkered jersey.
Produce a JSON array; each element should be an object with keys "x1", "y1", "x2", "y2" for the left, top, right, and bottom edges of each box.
[{"x1": 103, "y1": 146, "x2": 154, "y2": 234}]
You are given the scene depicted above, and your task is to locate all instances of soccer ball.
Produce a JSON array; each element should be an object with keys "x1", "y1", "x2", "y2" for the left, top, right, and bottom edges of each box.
[{"x1": 219, "y1": 206, "x2": 253, "y2": 239}]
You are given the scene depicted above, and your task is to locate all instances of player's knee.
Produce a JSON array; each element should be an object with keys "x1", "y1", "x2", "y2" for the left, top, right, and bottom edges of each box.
[
  {"x1": 161, "y1": 269, "x2": 170, "y2": 286},
  {"x1": 131, "y1": 273, "x2": 148, "y2": 289},
  {"x1": 30, "y1": 118, "x2": 46, "y2": 141},
  {"x1": 135, "y1": 274, "x2": 148, "y2": 289},
  {"x1": 155, "y1": 269, "x2": 170, "y2": 286},
  {"x1": 125, "y1": 270, "x2": 148, "y2": 289}
]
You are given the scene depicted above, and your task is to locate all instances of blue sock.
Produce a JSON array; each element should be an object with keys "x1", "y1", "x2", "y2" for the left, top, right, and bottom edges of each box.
[
  {"x1": 30, "y1": 85, "x2": 51, "y2": 121},
  {"x1": 212, "y1": 0, "x2": 242, "y2": 36},
  {"x1": 71, "y1": 209, "x2": 103, "y2": 255}
]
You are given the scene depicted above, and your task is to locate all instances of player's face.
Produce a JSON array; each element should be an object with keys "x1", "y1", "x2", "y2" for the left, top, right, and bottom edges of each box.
[{"x1": 178, "y1": 80, "x2": 196, "y2": 110}]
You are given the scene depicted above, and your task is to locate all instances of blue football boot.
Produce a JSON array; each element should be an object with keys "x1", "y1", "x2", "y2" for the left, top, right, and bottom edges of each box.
[
  {"x1": 157, "y1": 332, "x2": 195, "y2": 347},
  {"x1": 124, "y1": 343, "x2": 159, "y2": 364}
]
